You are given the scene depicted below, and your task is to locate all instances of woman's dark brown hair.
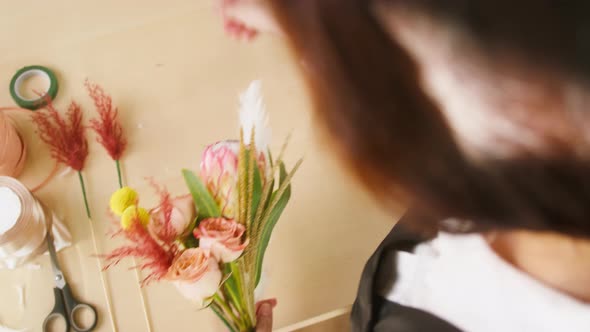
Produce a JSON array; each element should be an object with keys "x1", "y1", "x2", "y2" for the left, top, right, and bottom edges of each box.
[{"x1": 270, "y1": 0, "x2": 590, "y2": 238}]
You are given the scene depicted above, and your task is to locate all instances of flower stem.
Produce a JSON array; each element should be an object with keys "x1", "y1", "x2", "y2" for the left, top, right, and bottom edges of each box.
[
  {"x1": 223, "y1": 281, "x2": 244, "y2": 314},
  {"x1": 213, "y1": 293, "x2": 246, "y2": 331},
  {"x1": 229, "y1": 262, "x2": 254, "y2": 329},
  {"x1": 115, "y1": 159, "x2": 123, "y2": 188},
  {"x1": 211, "y1": 301, "x2": 238, "y2": 332},
  {"x1": 223, "y1": 275, "x2": 250, "y2": 327},
  {"x1": 78, "y1": 171, "x2": 92, "y2": 219}
]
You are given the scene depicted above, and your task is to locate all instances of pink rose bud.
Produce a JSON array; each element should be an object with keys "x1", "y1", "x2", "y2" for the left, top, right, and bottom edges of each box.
[
  {"x1": 166, "y1": 248, "x2": 222, "y2": 307},
  {"x1": 194, "y1": 218, "x2": 249, "y2": 263},
  {"x1": 150, "y1": 195, "x2": 196, "y2": 242}
]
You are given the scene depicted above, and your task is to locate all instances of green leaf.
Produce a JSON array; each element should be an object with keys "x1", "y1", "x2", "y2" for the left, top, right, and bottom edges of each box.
[
  {"x1": 223, "y1": 264, "x2": 239, "y2": 292},
  {"x1": 179, "y1": 217, "x2": 199, "y2": 248},
  {"x1": 182, "y1": 169, "x2": 221, "y2": 221},
  {"x1": 182, "y1": 235, "x2": 199, "y2": 249},
  {"x1": 263, "y1": 179, "x2": 274, "y2": 211},
  {"x1": 254, "y1": 162, "x2": 292, "y2": 286},
  {"x1": 267, "y1": 148, "x2": 274, "y2": 170},
  {"x1": 250, "y1": 163, "x2": 263, "y2": 224}
]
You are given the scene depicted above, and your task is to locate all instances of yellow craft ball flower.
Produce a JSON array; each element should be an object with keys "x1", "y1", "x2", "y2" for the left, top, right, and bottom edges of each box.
[
  {"x1": 110, "y1": 187, "x2": 138, "y2": 216},
  {"x1": 120, "y1": 206, "x2": 150, "y2": 230}
]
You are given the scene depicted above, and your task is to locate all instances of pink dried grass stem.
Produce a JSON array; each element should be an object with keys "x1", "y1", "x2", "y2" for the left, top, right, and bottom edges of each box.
[
  {"x1": 32, "y1": 99, "x2": 88, "y2": 171},
  {"x1": 147, "y1": 178, "x2": 180, "y2": 244},
  {"x1": 103, "y1": 217, "x2": 178, "y2": 286},
  {"x1": 32, "y1": 98, "x2": 92, "y2": 218},
  {"x1": 85, "y1": 80, "x2": 126, "y2": 161},
  {"x1": 103, "y1": 179, "x2": 184, "y2": 286},
  {"x1": 86, "y1": 80, "x2": 127, "y2": 188}
]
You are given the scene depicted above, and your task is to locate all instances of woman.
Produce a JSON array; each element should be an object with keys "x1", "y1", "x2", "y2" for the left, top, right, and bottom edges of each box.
[{"x1": 222, "y1": 1, "x2": 590, "y2": 331}]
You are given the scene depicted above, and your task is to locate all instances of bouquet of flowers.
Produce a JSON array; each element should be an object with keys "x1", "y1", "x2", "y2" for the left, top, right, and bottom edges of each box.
[{"x1": 103, "y1": 81, "x2": 302, "y2": 331}]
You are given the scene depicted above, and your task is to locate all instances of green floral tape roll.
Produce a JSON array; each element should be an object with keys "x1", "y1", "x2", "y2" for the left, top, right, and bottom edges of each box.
[{"x1": 9, "y1": 65, "x2": 58, "y2": 110}]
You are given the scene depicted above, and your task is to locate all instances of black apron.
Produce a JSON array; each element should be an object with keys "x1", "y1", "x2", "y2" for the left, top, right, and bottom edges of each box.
[{"x1": 350, "y1": 211, "x2": 462, "y2": 332}]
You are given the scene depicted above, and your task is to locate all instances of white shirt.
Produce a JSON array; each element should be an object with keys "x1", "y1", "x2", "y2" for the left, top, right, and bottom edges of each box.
[{"x1": 379, "y1": 232, "x2": 590, "y2": 332}]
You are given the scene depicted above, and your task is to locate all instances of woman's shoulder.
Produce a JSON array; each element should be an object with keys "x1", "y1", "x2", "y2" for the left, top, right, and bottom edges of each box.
[
  {"x1": 362, "y1": 217, "x2": 590, "y2": 332},
  {"x1": 372, "y1": 297, "x2": 462, "y2": 332},
  {"x1": 350, "y1": 210, "x2": 457, "y2": 331}
]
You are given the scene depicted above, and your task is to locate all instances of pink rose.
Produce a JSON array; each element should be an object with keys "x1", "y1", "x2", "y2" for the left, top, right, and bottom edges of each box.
[
  {"x1": 194, "y1": 218, "x2": 249, "y2": 263},
  {"x1": 200, "y1": 141, "x2": 267, "y2": 219},
  {"x1": 166, "y1": 248, "x2": 222, "y2": 307},
  {"x1": 149, "y1": 195, "x2": 196, "y2": 242}
]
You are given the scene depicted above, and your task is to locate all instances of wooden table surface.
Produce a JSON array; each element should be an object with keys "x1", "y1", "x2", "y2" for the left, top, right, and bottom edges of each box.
[{"x1": 0, "y1": 1, "x2": 395, "y2": 331}]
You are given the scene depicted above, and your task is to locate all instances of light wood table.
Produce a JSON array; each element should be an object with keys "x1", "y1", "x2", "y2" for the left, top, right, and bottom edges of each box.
[{"x1": 0, "y1": 1, "x2": 395, "y2": 331}]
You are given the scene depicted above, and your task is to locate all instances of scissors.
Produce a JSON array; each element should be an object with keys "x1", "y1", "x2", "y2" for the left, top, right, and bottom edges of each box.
[{"x1": 43, "y1": 231, "x2": 98, "y2": 332}]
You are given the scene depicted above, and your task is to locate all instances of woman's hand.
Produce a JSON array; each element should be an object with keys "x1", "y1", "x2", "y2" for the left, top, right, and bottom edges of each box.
[
  {"x1": 255, "y1": 298, "x2": 277, "y2": 332},
  {"x1": 218, "y1": 0, "x2": 280, "y2": 40}
]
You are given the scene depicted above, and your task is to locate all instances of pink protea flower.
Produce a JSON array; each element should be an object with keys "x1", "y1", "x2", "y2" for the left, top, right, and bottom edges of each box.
[
  {"x1": 200, "y1": 141, "x2": 268, "y2": 220},
  {"x1": 86, "y1": 80, "x2": 126, "y2": 161},
  {"x1": 200, "y1": 141, "x2": 240, "y2": 219},
  {"x1": 32, "y1": 100, "x2": 88, "y2": 171},
  {"x1": 199, "y1": 81, "x2": 271, "y2": 219}
]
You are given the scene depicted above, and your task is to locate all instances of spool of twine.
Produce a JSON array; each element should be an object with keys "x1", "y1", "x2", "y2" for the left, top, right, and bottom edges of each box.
[
  {"x1": 0, "y1": 176, "x2": 50, "y2": 267},
  {"x1": 0, "y1": 112, "x2": 27, "y2": 178}
]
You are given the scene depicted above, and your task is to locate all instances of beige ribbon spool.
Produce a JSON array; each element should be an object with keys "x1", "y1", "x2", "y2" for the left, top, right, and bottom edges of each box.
[
  {"x1": 0, "y1": 106, "x2": 63, "y2": 193},
  {"x1": 0, "y1": 176, "x2": 51, "y2": 268},
  {"x1": 0, "y1": 112, "x2": 27, "y2": 178}
]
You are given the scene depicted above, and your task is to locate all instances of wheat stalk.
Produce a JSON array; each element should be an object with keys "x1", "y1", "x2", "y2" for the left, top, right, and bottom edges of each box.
[
  {"x1": 244, "y1": 157, "x2": 303, "y2": 293},
  {"x1": 252, "y1": 133, "x2": 292, "y2": 229},
  {"x1": 238, "y1": 129, "x2": 247, "y2": 225},
  {"x1": 243, "y1": 135, "x2": 294, "y2": 270},
  {"x1": 246, "y1": 128, "x2": 257, "y2": 232},
  {"x1": 258, "y1": 158, "x2": 303, "y2": 228}
]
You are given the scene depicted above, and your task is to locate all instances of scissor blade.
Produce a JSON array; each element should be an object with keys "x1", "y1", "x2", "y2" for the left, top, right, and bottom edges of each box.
[{"x1": 46, "y1": 232, "x2": 66, "y2": 289}]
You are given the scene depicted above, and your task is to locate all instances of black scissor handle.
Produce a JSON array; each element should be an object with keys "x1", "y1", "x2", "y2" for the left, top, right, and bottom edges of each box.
[
  {"x1": 69, "y1": 303, "x2": 98, "y2": 332},
  {"x1": 62, "y1": 284, "x2": 98, "y2": 332},
  {"x1": 43, "y1": 287, "x2": 69, "y2": 332}
]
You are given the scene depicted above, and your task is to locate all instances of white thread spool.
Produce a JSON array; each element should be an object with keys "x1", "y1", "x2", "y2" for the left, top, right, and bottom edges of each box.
[{"x1": 0, "y1": 176, "x2": 50, "y2": 268}]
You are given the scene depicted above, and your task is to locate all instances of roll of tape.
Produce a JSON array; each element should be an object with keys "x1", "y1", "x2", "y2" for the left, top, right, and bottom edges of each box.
[{"x1": 9, "y1": 65, "x2": 58, "y2": 110}]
